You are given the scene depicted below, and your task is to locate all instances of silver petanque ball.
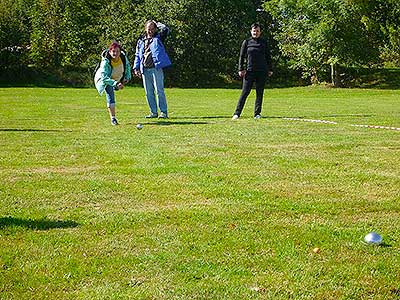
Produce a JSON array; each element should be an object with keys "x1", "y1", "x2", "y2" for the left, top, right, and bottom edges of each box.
[
  {"x1": 136, "y1": 123, "x2": 144, "y2": 130},
  {"x1": 364, "y1": 232, "x2": 382, "y2": 245}
]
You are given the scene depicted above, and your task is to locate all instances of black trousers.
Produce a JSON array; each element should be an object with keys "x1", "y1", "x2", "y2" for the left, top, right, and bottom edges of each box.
[{"x1": 234, "y1": 71, "x2": 267, "y2": 117}]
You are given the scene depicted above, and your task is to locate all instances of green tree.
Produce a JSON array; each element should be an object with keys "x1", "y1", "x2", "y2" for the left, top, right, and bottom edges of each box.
[
  {"x1": 264, "y1": 0, "x2": 383, "y2": 85},
  {"x1": 59, "y1": 0, "x2": 103, "y2": 67},
  {"x1": 30, "y1": 0, "x2": 102, "y2": 68},
  {"x1": 30, "y1": 0, "x2": 63, "y2": 67},
  {"x1": 377, "y1": 0, "x2": 400, "y2": 66},
  {"x1": 0, "y1": 0, "x2": 32, "y2": 67},
  {"x1": 129, "y1": 0, "x2": 261, "y2": 86},
  {"x1": 95, "y1": 0, "x2": 143, "y2": 56}
]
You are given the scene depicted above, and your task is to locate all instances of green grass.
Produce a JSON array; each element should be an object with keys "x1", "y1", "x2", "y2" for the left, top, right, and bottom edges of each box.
[{"x1": 0, "y1": 86, "x2": 399, "y2": 299}]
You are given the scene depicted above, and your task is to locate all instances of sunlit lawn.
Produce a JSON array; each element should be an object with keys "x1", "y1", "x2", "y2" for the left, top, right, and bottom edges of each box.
[{"x1": 0, "y1": 86, "x2": 399, "y2": 299}]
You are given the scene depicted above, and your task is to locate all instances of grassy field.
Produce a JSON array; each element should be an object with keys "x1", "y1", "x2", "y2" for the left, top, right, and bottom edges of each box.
[{"x1": 0, "y1": 86, "x2": 399, "y2": 299}]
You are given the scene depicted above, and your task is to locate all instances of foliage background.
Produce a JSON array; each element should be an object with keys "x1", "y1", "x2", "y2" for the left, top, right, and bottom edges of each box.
[{"x1": 0, "y1": 0, "x2": 399, "y2": 87}]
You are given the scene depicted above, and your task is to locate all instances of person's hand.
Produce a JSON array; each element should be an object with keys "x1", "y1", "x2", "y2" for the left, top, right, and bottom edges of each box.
[
  {"x1": 117, "y1": 82, "x2": 124, "y2": 90},
  {"x1": 134, "y1": 69, "x2": 142, "y2": 78},
  {"x1": 238, "y1": 70, "x2": 246, "y2": 78},
  {"x1": 268, "y1": 71, "x2": 273, "y2": 77}
]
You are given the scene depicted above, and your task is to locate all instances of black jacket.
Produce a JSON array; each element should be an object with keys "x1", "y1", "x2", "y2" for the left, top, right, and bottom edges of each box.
[{"x1": 239, "y1": 37, "x2": 272, "y2": 72}]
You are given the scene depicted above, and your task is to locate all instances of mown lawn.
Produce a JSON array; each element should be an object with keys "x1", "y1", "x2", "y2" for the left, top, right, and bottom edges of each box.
[{"x1": 0, "y1": 86, "x2": 399, "y2": 299}]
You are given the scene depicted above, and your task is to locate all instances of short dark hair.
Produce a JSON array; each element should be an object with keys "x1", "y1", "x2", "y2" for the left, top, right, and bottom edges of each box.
[{"x1": 251, "y1": 23, "x2": 261, "y2": 30}]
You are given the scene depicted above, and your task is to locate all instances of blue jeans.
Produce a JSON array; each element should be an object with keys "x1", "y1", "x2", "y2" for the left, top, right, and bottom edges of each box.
[
  {"x1": 105, "y1": 85, "x2": 116, "y2": 108},
  {"x1": 142, "y1": 68, "x2": 167, "y2": 114}
]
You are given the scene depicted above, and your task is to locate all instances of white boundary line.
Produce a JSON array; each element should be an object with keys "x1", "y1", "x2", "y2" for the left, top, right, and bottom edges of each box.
[
  {"x1": 282, "y1": 118, "x2": 399, "y2": 132},
  {"x1": 283, "y1": 117, "x2": 337, "y2": 124},
  {"x1": 351, "y1": 124, "x2": 400, "y2": 131}
]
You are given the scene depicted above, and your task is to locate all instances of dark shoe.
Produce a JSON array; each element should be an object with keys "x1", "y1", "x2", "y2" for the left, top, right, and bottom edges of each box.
[
  {"x1": 111, "y1": 118, "x2": 119, "y2": 125},
  {"x1": 145, "y1": 113, "x2": 158, "y2": 118}
]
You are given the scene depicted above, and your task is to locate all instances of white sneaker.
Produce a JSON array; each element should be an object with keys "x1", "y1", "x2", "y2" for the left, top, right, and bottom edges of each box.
[
  {"x1": 145, "y1": 112, "x2": 158, "y2": 118},
  {"x1": 254, "y1": 115, "x2": 262, "y2": 120},
  {"x1": 232, "y1": 115, "x2": 239, "y2": 120},
  {"x1": 158, "y1": 112, "x2": 168, "y2": 119}
]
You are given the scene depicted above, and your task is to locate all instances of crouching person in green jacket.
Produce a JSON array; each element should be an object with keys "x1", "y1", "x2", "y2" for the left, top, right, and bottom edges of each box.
[{"x1": 94, "y1": 41, "x2": 132, "y2": 125}]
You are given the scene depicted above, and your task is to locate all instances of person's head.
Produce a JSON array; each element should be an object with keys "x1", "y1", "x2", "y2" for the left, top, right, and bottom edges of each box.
[
  {"x1": 250, "y1": 23, "x2": 262, "y2": 39},
  {"x1": 108, "y1": 41, "x2": 121, "y2": 59},
  {"x1": 145, "y1": 20, "x2": 157, "y2": 38}
]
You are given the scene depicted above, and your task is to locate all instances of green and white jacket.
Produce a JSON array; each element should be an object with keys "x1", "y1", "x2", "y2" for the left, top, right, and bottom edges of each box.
[{"x1": 94, "y1": 50, "x2": 132, "y2": 95}]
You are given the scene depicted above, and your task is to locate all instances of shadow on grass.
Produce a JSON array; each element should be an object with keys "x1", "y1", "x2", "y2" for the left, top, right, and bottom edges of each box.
[
  {"x1": 361, "y1": 241, "x2": 392, "y2": 248},
  {"x1": 172, "y1": 115, "x2": 232, "y2": 120},
  {"x1": 128, "y1": 120, "x2": 211, "y2": 126},
  {"x1": 378, "y1": 242, "x2": 392, "y2": 248},
  {"x1": 0, "y1": 128, "x2": 72, "y2": 132},
  {"x1": 152, "y1": 120, "x2": 211, "y2": 126},
  {"x1": 131, "y1": 114, "x2": 376, "y2": 122},
  {"x1": 0, "y1": 216, "x2": 79, "y2": 230}
]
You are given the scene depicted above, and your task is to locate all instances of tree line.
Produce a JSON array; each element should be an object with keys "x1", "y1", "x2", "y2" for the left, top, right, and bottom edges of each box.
[{"x1": 1, "y1": 0, "x2": 399, "y2": 87}]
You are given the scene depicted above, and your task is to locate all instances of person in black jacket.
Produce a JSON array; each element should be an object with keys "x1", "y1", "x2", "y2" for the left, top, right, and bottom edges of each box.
[{"x1": 232, "y1": 23, "x2": 273, "y2": 120}]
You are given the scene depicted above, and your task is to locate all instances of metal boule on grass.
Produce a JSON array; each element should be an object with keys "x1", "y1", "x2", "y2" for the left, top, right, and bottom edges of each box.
[
  {"x1": 136, "y1": 123, "x2": 144, "y2": 130},
  {"x1": 364, "y1": 232, "x2": 382, "y2": 245}
]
